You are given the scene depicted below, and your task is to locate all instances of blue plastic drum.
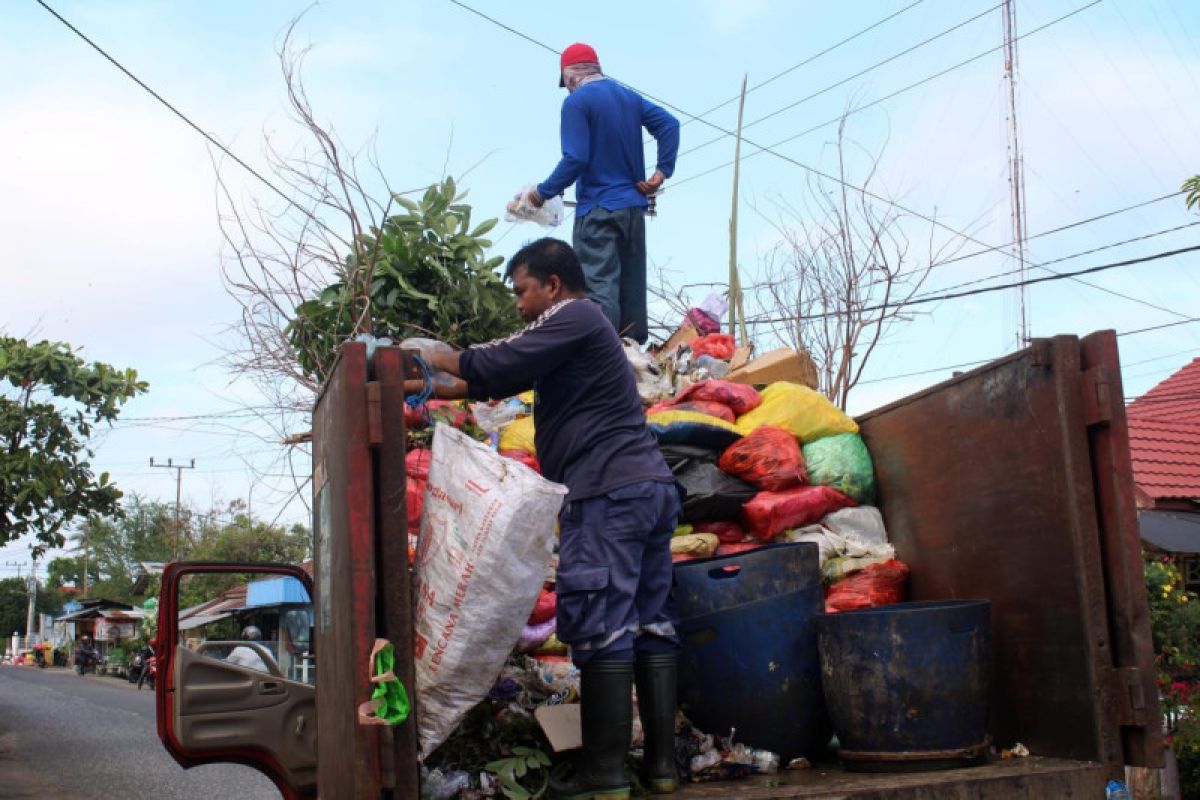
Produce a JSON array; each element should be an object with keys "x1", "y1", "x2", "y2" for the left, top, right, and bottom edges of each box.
[
  {"x1": 674, "y1": 542, "x2": 829, "y2": 760},
  {"x1": 816, "y1": 599, "x2": 992, "y2": 772}
]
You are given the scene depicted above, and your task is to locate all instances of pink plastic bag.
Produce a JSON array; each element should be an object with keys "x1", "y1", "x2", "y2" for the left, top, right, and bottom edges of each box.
[{"x1": 690, "y1": 333, "x2": 736, "y2": 360}]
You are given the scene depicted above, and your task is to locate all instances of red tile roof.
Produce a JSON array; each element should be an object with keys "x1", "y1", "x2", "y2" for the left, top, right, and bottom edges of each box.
[{"x1": 1127, "y1": 357, "x2": 1200, "y2": 502}]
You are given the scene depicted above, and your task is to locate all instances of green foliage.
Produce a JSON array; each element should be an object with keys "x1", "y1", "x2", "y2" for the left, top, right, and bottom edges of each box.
[
  {"x1": 485, "y1": 746, "x2": 551, "y2": 799},
  {"x1": 178, "y1": 516, "x2": 310, "y2": 609},
  {"x1": 288, "y1": 177, "x2": 521, "y2": 379},
  {"x1": 0, "y1": 337, "x2": 147, "y2": 553},
  {"x1": 1145, "y1": 554, "x2": 1200, "y2": 797},
  {"x1": 0, "y1": 576, "x2": 60, "y2": 636},
  {"x1": 1185, "y1": 175, "x2": 1200, "y2": 211}
]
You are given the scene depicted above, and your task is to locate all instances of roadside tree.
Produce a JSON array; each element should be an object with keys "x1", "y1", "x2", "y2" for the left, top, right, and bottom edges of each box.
[{"x1": 0, "y1": 337, "x2": 146, "y2": 554}]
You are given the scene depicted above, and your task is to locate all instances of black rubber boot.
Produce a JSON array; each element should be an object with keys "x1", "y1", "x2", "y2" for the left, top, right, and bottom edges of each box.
[
  {"x1": 635, "y1": 653, "x2": 678, "y2": 794},
  {"x1": 549, "y1": 659, "x2": 632, "y2": 800}
]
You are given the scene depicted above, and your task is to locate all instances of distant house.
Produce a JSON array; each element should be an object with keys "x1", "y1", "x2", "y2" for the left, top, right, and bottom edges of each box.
[
  {"x1": 1127, "y1": 357, "x2": 1200, "y2": 590},
  {"x1": 54, "y1": 598, "x2": 144, "y2": 654}
]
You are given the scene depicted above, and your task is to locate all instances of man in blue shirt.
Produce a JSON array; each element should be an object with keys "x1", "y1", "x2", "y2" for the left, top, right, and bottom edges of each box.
[
  {"x1": 424, "y1": 238, "x2": 682, "y2": 798},
  {"x1": 525, "y1": 43, "x2": 680, "y2": 346}
]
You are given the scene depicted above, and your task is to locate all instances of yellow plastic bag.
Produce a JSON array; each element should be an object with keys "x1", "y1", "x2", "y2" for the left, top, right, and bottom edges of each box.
[
  {"x1": 735, "y1": 382, "x2": 858, "y2": 443},
  {"x1": 499, "y1": 415, "x2": 536, "y2": 454}
]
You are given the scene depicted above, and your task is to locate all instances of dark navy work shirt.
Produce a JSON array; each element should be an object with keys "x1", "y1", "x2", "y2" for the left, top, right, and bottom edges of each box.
[{"x1": 459, "y1": 298, "x2": 673, "y2": 500}]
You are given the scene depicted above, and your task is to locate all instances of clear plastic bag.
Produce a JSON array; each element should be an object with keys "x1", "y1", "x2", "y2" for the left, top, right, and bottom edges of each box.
[{"x1": 505, "y1": 184, "x2": 565, "y2": 228}]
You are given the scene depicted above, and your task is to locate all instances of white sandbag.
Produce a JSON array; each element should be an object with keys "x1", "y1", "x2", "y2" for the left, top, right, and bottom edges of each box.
[
  {"x1": 778, "y1": 506, "x2": 893, "y2": 568},
  {"x1": 413, "y1": 424, "x2": 567, "y2": 758}
]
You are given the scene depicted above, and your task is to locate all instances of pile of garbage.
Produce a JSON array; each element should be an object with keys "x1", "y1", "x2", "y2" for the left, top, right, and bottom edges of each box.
[{"x1": 400, "y1": 314, "x2": 911, "y2": 797}]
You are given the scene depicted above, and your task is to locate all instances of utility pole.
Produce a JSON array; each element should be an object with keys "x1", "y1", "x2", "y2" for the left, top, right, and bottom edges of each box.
[
  {"x1": 6, "y1": 561, "x2": 24, "y2": 581},
  {"x1": 81, "y1": 520, "x2": 90, "y2": 597},
  {"x1": 151, "y1": 457, "x2": 195, "y2": 561},
  {"x1": 25, "y1": 560, "x2": 37, "y2": 645},
  {"x1": 1002, "y1": 0, "x2": 1031, "y2": 348}
]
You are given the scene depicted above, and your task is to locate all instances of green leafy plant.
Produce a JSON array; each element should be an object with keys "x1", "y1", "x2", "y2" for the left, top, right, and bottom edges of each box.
[
  {"x1": 0, "y1": 337, "x2": 147, "y2": 553},
  {"x1": 486, "y1": 745, "x2": 552, "y2": 799},
  {"x1": 1145, "y1": 553, "x2": 1200, "y2": 797},
  {"x1": 287, "y1": 177, "x2": 521, "y2": 381},
  {"x1": 1184, "y1": 175, "x2": 1200, "y2": 211}
]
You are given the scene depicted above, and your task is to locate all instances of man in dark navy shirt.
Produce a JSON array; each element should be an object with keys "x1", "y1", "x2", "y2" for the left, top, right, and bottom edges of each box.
[
  {"x1": 524, "y1": 43, "x2": 680, "y2": 346},
  {"x1": 425, "y1": 238, "x2": 681, "y2": 797}
]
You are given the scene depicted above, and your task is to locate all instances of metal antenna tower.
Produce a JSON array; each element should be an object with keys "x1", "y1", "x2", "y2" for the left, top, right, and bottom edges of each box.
[{"x1": 1003, "y1": 0, "x2": 1031, "y2": 347}]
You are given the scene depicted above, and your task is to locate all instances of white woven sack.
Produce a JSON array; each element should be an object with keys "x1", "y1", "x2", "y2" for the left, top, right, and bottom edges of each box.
[{"x1": 413, "y1": 424, "x2": 567, "y2": 758}]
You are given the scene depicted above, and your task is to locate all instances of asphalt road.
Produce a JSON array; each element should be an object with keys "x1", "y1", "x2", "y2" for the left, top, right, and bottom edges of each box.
[{"x1": 0, "y1": 664, "x2": 280, "y2": 799}]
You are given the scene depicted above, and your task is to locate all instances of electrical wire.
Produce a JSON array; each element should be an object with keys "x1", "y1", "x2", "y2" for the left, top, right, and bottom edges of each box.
[
  {"x1": 34, "y1": 0, "x2": 347, "y2": 247},
  {"x1": 677, "y1": 1, "x2": 1004, "y2": 160},
  {"x1": 744, "y1": 244, "x2": 1200, "y2": 325}
]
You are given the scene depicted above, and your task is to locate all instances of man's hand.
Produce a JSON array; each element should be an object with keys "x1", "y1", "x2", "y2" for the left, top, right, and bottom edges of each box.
[
  {"x1": 636, "y1": 170, "x2": 665, "y2": 196},
  {"x1": 525, "y1": 187, "x2": 545, "y2": 209}
]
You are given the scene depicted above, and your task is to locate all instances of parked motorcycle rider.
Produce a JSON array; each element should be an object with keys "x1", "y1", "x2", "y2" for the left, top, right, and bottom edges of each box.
[
  {"x1": 225, "y1": 626, "x2": 270, "y2": 673},
  {"x1": 75, "y1": 635, "x2": 99, "y2": 674}
]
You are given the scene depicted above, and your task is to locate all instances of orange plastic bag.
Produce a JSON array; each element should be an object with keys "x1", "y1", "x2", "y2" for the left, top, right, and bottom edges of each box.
[
  {"x1": 718, "y1": 427, "x2": 807, "y2": 491},
  {"x1": 824, "y1": 559, "x2": 910, "y2": 613}
]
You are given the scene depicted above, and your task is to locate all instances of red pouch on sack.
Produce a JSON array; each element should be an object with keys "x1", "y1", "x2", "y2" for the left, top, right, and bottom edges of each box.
[
  {"x1": 673, "y1": 380, "x2": 763, "y2": 416},
  {"x1": 692, "y1": 520, "x2": 751, "y2": 544},
  {"x1": 647, "y1": 400, "x2": 736, "y2": 423},
  {"x1": 742, "y1": 485, "x2": 857, "y2": 540},
  {"x1": 824, "y1": 559, "x2": 911, "y2": 613},
  {"x1": 406, "y1": 448, "x2": 432, "y2": 481},
  {"x1": 690, "y1": 333, "x2": 736, "y2": 360},
  {"x1": 718, "y1": 427, "x2": 808, "y2": 491},
  {"x1": 500, "y1": 449, "x2": 542, "y2": 473}
]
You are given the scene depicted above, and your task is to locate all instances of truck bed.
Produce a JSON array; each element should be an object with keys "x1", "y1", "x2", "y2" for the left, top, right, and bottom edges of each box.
[{"x1": 673, "y1": 757, "x2": 1104, "y2": 799}]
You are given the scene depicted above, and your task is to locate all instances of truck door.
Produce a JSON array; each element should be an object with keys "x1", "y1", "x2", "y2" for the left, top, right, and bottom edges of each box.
[
  {"x1": 858, "y1": 331, "x2": 1163, "y2": 774},
  {"x1": 156, "y1": 562, "x2": 317, "y2": 799}
]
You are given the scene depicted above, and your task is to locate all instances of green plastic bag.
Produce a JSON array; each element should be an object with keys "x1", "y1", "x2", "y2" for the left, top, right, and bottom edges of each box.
[
  {"x1": 802, "y1": 433, "x2": 876, "y2": 504},
  {"x1": 358, "y1": 639, "x2": 410, "y2": 726}
]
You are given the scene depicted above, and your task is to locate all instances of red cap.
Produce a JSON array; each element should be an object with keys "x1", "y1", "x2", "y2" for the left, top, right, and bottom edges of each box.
[{"x1": 559, "y1": 42, "x2": 599, "y2": 87}]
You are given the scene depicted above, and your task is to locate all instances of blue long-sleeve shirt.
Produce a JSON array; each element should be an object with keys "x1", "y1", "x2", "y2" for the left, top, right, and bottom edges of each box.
[
  {"x1": 459, "y1": 298, "x2": 673, "y2": 499},
  {"x1": 537, "y1": 79, "x2": 680, "y2": 219}
]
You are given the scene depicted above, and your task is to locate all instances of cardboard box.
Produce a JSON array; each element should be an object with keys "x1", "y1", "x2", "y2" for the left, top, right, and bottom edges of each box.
[
  {"x1": 534, "y1": 704, "x2": 582, "y2": 752},
  {"x1": 660, "y1": 321, "x2": 699, "y2": 356},
  {"x1": 727, "y1": 348, "x2": 819, "y2": 388}
]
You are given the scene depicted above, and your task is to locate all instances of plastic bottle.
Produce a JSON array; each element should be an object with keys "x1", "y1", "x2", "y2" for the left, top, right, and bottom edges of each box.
[{"x1": 1105, "y1": 779, "x2": 1132, "y2": 800}]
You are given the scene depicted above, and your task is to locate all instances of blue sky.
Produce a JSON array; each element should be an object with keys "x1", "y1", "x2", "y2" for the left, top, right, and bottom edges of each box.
[{"x1": 3, "y1": 0, "x2": 1199, "y2": 573}]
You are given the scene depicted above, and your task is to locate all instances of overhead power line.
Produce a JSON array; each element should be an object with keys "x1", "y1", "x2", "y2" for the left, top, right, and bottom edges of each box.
[
  {"x1": 34, "y1": 0, "x2": 346, "y2": 246},
  {"x1": 670, "y1": 0, "x2": 1104, "y2": 191},
  {"x1": 677, "y1": 1, "x2": 1004, "y2": 160},
  {"x1": 746, "y1": 244, "x2": 1200, "y2": 325},
  {"x1": 673, "y1": 1, "x2": 927, "y2": 132},
  {"x1": 911, "y1": 220, "x2": 1200, "y2": 301}
]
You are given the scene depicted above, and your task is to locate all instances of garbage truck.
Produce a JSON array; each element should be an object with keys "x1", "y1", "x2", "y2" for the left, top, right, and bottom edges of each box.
[{"x1": 153, "y1": 330, "x2": 1163, "y2": 799}]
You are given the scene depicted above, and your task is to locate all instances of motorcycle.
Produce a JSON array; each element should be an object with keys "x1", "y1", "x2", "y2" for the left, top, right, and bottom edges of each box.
[
  {"x1": 75, "y1": 648, "x2": 100, "y2": 676},
  {"x1": 127, "y1": 645, "x2": 154, "y2": 684},
  {"x1": 137, "y1": 653, "x2": 157, "y2": 690}
]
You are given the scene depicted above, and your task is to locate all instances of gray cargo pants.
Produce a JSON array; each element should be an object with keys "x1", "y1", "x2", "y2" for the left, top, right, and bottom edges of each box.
[{"x1": 572, "y1": 206, "x2": 648, "y2": 344}]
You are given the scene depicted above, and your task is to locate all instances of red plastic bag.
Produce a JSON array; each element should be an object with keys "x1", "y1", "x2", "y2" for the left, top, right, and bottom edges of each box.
[
  {"x1": 500, "y1": 449, "x2": 542, "y2": 473},
  {"x1": 742, "y1": 485, "x2": 857, "y2": 541},
  {"x1": 406, "y1": 477, "x2": 427, "y2": 533},
  {"x1": 690, "y1": 333, "x2": 736, "y2": 360},
  {"x1": 692, "y1": 520, "x2": 751, "y2": 544},
  {"x1": 718, "y1": 427, "x2": 807, "y2": 491},
  {"x1": 527, "y1": 588, "x2": 557, "y2": 625},
  {"x1": 647, "y1": 400, "x2": 736, "y2": 423},
  {"x1": 406, "y1": 448, "x2": 432, "y2": 481},
  {"x1": 824, "y1": 559, "x2": 910, "y2": 613},
  {"x1": 673, "y1": 380, "x2": 762, "y2": 416}
]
